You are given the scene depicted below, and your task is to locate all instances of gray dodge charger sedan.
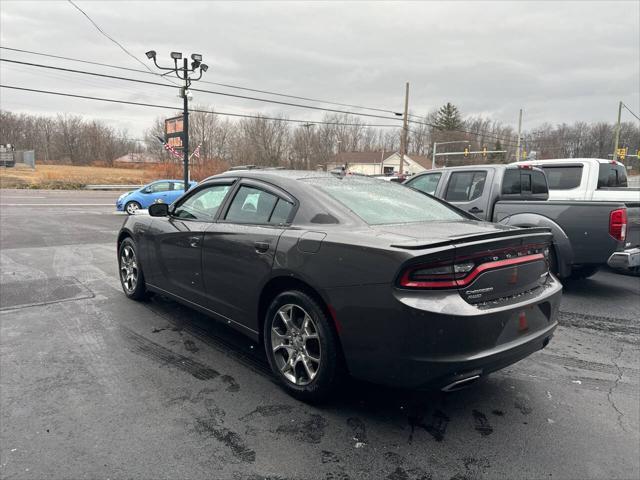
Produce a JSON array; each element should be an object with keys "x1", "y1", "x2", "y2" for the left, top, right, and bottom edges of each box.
[{"x1": 117, "y1": 170, "x2": 562, "y2": 401}]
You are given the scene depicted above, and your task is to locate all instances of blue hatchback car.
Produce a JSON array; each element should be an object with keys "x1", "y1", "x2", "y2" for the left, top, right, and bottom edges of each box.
[{"x1": 116, "y1": 179, "x2": 197, "y2": 214}]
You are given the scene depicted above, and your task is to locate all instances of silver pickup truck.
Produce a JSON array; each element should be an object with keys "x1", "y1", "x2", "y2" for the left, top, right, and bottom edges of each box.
[{"x1": 404, "y1": 164, "x2": 640, "y2": 279}]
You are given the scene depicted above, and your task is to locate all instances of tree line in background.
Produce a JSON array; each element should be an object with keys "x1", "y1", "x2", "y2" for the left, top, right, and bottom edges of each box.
[
  {"x1": 1, "y1": 104, "x2": 638, "y2": 168},
  {"x1": 0, "y1": 110, "x2": 135, "y2": 166}
]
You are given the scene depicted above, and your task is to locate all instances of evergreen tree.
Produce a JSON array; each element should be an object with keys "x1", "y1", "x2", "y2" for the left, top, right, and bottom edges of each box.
[{"x1": 434, "y1": 102, "x2": 463, "y2": 131}]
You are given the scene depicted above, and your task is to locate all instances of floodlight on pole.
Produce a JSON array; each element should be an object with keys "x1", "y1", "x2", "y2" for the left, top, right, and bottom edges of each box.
[{"x1": 146, "y1": 49, "x2": 209, "y2": 191}]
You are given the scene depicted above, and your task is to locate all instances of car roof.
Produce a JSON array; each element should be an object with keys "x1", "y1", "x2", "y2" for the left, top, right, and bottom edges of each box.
[
  {"x1": 202, "y1": 170, "x2": 346, "y2": 189},
  {"x1": 148, "y1": 179, "x2": 194, "y2": 182}
]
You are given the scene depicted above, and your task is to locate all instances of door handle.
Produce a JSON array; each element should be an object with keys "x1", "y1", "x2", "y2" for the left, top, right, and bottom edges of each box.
[
  {"x1": 468, "y1": 207, "x2": 484, "y2": 214},
  {"x1": 255, "y1": 241, "x2": 270, "y2": 253},
  {"x1": 188, "y1": 236, "x2": 201, "y2": 248}
]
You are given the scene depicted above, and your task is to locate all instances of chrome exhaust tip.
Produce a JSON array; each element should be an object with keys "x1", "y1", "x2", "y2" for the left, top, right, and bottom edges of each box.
[{"x1": 441, "y1": 374, "x2": 481, "y2": 392}]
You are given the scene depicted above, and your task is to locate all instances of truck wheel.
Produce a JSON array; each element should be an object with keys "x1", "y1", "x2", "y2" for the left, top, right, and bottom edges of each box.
[{"x1": 568, "y1": 266, "x2": 599, "y2": 280}]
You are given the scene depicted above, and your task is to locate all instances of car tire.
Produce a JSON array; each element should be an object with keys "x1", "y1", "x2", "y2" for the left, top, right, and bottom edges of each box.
[
  {"x1": 568, "y1": 265, "x2": 599, "y2": 280},
  {"x1": 264, "y1": 290, "x2": 342, "y2": 403},
  {"x1": 118, "y1": 237, "x2": 148, "y2": 300},
  {"x1": 125, "y1": 201, "x2": 141, "y2": 215}
]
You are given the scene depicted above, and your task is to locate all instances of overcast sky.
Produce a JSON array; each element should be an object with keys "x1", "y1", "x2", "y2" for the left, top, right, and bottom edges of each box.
[{"x1": 1, "y1": 1, "x2": 638, "y2": 138}]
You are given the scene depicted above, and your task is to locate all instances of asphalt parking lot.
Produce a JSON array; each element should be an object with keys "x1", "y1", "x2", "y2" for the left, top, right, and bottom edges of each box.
[{"x1": 1, "y1": 189, "x2": 638, "y2": 480}]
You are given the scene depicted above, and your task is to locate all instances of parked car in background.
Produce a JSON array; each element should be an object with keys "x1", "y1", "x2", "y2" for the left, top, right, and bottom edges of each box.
[
  {"x1": 515, "y1": 159, "x2": 640, "y2": 272},
  {"x1": 405, "y1": 164, "x2": 640, "y2": 279},
  {"x1": 117, "y1": 170, "x2": 561, "y2": 401},
  {"x1": 116, "y1": 179, "x2": 197, "y2": 214},
  {"x1": 371, "y1": 174, "x2": 408, "y2": 183}
]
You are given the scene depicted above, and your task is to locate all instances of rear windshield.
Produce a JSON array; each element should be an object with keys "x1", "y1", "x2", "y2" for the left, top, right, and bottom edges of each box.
[
  {"x1": 541, "y1": 166, "x2": 583, "y2": 189},
  {"x1": 304, "y1": 177, "x2": 465, "y2": 225},
  {"x1": 598, "y1": 163, "x2": 628, "y2": 188}
]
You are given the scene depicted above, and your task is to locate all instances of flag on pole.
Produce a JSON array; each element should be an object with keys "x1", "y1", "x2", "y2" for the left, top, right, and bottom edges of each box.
[
  {"x1": 156, "y1": 136, "x2": 182, "y2": 160},
  {"x1": 189, "y1": 143, "x2": 202, "y2": 160}
]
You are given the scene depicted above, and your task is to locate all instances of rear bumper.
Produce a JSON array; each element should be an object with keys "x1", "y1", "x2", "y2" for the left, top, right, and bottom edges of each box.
[
  {"x1": 412, "y1": 322, "x2": 556, "y2": 391},
  {"x1": 327, "y1": 275, "x2": 562, "y2": 389},
  {"x1": 607, "y1": 248, "x2": 640, "y2": 269}
]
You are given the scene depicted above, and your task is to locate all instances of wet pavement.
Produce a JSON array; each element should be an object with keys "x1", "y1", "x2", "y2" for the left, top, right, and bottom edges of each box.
[{"x1": 1, "y1": 189, "x2": 638, "y2": 479}]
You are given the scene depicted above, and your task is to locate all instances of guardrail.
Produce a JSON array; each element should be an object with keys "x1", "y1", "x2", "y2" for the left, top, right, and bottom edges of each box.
[{"x1": 84, "y1": 184, "x2": 142, "y2": 190}]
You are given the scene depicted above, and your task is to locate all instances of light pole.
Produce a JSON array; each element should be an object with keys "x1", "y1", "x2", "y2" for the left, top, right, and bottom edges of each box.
[
  {"x1": 431, "y1": 140, "x2": 471, "y2": 169},
  {"x1": 146, "y1": 50, "x2": 208, "y2": 190}
]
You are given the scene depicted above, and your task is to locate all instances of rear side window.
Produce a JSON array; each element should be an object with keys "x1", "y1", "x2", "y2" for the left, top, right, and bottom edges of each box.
[
  {"x1": 445, "y1": 171, "x2": 487, "y2": 201},
  {"x1": 407, "y1": 173, "x2": 442, "y2": 195},
  {"x1": 269, "y1": 199, "x2": 294, "y2": 224},
  {"x1": 225, "y1": 185, "x2": 292, "y2": 225},
  {"x1": 541, "y1": 166, "x2": 583, "y2": 189},
  {"x1": 502, "y1": 169, "x2": 548, "y2": 195},
  {"x1": 532, "y1": 170, "x2": 548, "y2": 194},
  {"x1": 502, "y1": 169, "x2": 521, "y2": 194},
  {"x1": 598, "y1": 163, "x2": 628, "y2": 188}
]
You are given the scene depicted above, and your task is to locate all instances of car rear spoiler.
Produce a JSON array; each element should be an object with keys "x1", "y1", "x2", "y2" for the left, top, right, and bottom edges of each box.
[{"x1": 390, "y1": 227, "x2": 553, "y2": 250}]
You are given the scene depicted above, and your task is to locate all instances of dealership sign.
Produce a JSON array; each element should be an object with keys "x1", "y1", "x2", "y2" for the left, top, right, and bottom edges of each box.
[{"x1": 164, "y1": 116, "x2": 184, "y2": 150}]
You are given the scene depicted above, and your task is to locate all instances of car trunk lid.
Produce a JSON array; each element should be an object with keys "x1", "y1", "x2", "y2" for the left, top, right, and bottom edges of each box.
[{"x1": 387, "y1": 221, "x2": 553, "y2": 304}]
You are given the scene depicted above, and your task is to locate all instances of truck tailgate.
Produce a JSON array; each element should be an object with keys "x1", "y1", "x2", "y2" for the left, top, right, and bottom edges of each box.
[{"x1": 624, "y1": 202, "x2": 640, "y2": 249}]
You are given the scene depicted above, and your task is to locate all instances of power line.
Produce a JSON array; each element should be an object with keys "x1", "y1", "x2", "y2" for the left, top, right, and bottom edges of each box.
[
  {"x1": 1, "y1": 51, "x2": 526, "y2": 144},
  {"x1": 622, "y1": 102, "x2": 640, "y2": 122},
  {"x1": 66, "y1": 0, "x2": 178, "y2": 87},
  {"x1": 2, "y1": 58, "x2": 522, "y2": 144},
  {"x1": 1, "y1": 58, "x2": 408, "y2": 123},
  {"x1": 0, "y1": 84, "x2": 402, "y2": 128},
  {"x1": 0, "y1": 46, "x2": 404, "y2": 116}
]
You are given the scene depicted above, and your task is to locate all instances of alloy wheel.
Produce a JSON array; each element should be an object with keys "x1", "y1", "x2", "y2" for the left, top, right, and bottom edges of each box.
[
  {"x1": 120, "y1": 245, "x2": 138, "y2": 293},
  {"x1": 126, "y1": 202, "x2": 140, "y2": 215},
  {"x1": 271, "y1": 304, "x2": 322, "y2": 386}
]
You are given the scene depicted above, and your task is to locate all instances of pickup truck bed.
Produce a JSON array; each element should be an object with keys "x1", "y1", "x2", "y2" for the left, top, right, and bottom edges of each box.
[{"x1": 404, "y1": 164, "x2": 640, "y2": 279}]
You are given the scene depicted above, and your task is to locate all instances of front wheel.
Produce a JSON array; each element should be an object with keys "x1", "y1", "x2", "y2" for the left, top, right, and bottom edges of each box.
[
  {"x1": 125, "y1": 201, "x2": 141, "y2": 215},
  {"x1": 118, "y1": 237, "x2": 148, "y2": 300},
  {"x1": 264, "y1": 290, "x2": 342, "y2": 403}
]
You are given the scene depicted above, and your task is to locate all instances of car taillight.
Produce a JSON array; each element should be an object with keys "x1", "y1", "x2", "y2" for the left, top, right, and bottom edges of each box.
[
  {"x1": 399, "y1": 261, "x2": 474, "y2": 288},
  {"x1": 399, "y1": 245, "x2": 547, "y2": 289},
  {"x1": 609, "y1": 208, "x2": 627, "y2": 242}
]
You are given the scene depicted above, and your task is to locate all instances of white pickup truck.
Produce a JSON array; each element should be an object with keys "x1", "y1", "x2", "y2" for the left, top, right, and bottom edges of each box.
[
  {"x1": 515, "y1": 158, "x2": 639, "y2": 202},
  {"x1": 516, "y1": 158, "x2": 640, "y2": 272}
]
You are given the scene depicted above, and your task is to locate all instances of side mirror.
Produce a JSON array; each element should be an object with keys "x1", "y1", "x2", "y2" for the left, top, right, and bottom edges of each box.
[{"x1": 149, "y1": 203, "x2": 169, "y2": 217}]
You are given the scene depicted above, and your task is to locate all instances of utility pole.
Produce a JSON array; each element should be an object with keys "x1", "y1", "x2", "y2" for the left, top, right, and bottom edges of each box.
[
  {"x1": 146, "y1": 50, "x2": 208, "y2": 190},
  {"x1": 399, "y1": 82, "x2": 409, "y2": 175},
  {"x1": 515, "y1": 108, "x2": 523, "y2": 162},
  {"x1": 301, "y1": 122, "x2": 315, "y2": 169},
  {"x1": 612, "y1": 101, "x2": 623, "y2": 162}
]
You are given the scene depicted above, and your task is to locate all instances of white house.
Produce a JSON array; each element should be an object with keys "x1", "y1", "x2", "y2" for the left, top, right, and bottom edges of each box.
[{"x1": 327, "y1": 151, "x2": 432, "y2": 175}]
